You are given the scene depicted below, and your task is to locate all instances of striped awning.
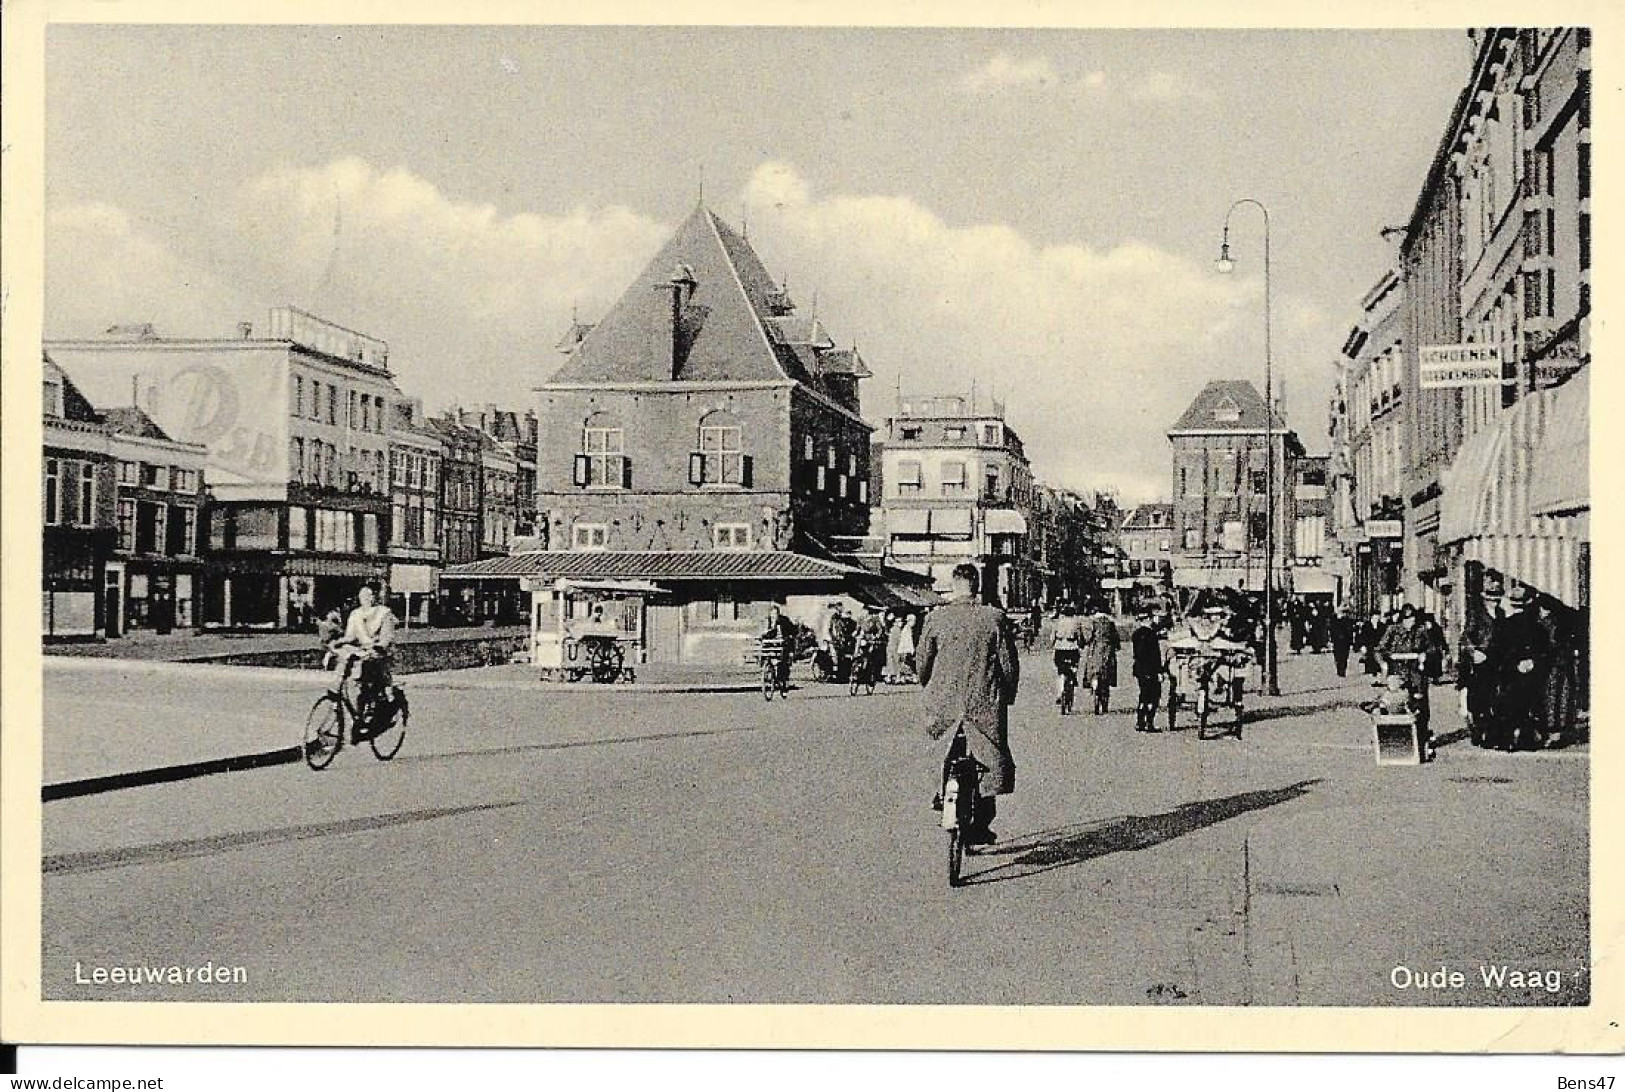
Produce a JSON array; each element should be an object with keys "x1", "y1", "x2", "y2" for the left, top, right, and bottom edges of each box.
[
  {"x1": 1439, "y1": 379, "x2": 1589, "y2": 608},
  {"x1": 1530, "y1": 370, "x2": 1588, "y2": 518}
]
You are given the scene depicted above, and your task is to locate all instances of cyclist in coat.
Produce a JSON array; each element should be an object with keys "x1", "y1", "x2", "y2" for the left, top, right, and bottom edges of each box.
[{"x1": 918, "y1": 563, "x2": 1020, "y2": 846}]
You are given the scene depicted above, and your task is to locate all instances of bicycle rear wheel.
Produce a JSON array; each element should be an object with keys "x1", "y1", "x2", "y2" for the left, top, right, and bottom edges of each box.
[
  {"x1": 762, "y1": 664, "x2": 775, "y2": 701},
  {"x1": 369, "y1": 691, "x2": 407, "y2": 760},
  {"x1": 303, "y1": 695, "x2": 343, "y2": 770}
]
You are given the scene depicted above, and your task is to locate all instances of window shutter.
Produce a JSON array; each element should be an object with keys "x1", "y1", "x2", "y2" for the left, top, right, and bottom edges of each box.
[
  {"x1": 573, "y1": 454, "x2": 589, "y2": 487},
  {"x1": 689, "y1": 452, "x2": 706, "y2": 486},
  {"x1": 740, "y1": 455, "x2": 753, "y2": 488},
  {"x1": 620, "y1": 457, "x2": 633, "y2": 490}
]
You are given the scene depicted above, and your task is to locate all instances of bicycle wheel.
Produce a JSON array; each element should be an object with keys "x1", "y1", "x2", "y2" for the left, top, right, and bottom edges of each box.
[
  {"x1": 303, "y1": 694, "x2": 343, "y2": 770},
  {"x1": 849, "y1": 669, "x2": 862, "y2": 697},
  {"x1": 369, "y1": 691, "x2": 407, "y2": 760},
  {"x1": 1060, "y1": 677, "x2": 1074, "y2": 716},
  {"x1": 762, "y1": 664, "x2": 775, "y2": 701}
]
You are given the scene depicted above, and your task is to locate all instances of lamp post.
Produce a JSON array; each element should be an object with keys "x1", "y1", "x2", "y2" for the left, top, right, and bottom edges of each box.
[{"x1": 1216, "y1": 198, "x2": 1280, "y2": 696}]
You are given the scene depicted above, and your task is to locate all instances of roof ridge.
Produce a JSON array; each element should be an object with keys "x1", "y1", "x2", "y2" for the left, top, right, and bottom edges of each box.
[{"x1": 701, "y1": 207, "x2": 789, "y2": 383}]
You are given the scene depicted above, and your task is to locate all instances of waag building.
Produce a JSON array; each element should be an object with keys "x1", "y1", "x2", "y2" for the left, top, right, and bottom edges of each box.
[{"x1": 444, "y1": 203, "x2": 915, "y2": 665}]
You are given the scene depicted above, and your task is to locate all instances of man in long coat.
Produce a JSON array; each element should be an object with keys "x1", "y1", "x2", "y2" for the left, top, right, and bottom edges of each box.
[
  {"x1": 1456, "y1": 590, "x2": 1501, "y2": 748},
  {"x1": 1491, "y1": 584, "x2": 1551, "y2": 751},
  {"x1": 918, "y1": 563, "x2": 1020, "y2": 844},
  {"x1": 1081, "y1": 599, "x2": 1121, "y2": 714},
  {"x1": 1329, "y1": 605, "x2": 1356, "y2": 678}
]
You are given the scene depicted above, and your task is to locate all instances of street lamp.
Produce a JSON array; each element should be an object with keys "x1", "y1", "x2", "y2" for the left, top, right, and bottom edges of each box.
[{"x1": 1215, "y1": 198, "x2": 1280, "y2": 696}]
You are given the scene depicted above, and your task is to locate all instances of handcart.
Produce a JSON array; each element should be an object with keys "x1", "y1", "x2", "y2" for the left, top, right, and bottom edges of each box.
[
  {"x1": 1165, "y1": 623, "x2": 1253, "y2": 739},
  {"x1": 525, "y1": 577, "x2": 662, "y2": 683}
]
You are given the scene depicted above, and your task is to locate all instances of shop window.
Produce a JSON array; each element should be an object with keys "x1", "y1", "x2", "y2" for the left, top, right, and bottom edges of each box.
[
  {"x1": 234, "y1": 506, "x2": 277, "y2": 551},
  {"x1": 288, "y1": 506, "x2": 309, "y2": 551},
  {"x1": 362, "y1": 513, "x2": 380, "y2": 555}
]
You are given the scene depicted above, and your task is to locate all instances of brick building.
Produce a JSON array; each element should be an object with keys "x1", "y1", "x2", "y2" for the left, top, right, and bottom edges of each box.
[
  {"x1": 42, "y1": 357, "x2": 117, "y2": 640},
  {"x1": 444, "y1": 203, "x2": 881, "y2": 664},
  {"x1": 388, "y1": 397, "x2": 443, "y2": 626}
]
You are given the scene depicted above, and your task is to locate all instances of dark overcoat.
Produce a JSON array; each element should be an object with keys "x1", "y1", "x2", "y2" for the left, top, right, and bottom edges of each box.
[
  {"x1": 916, "y1": 601, "x2": 1019, "y2": 796},
  {"x1": 1081, "y1": 612, "x2": 1120, "y2": 685}
]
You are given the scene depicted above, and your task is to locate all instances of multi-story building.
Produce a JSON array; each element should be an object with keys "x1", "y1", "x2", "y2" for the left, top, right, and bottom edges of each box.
[
  {"x1": 444, "y1": 202, "x2": 884, "y2": 664},
  {"x1": 482, "y1": 406, "x2": 540, "y2": 539},
  {"x1": 1168, "y1": 379, "x2": 1303, "y2": 600},
  {"x1": 1108, "y1": 502, "x2": 1174, "y2": 614},
  {"x1": 427, "y1": 415, "x2": 486, "y2": 623},
  {"x1": 42, "y1": 356, "x2": 116, "y2": 640},
  {"x1": 876, "y1": 393, "x2": 1039, "y2": 606},
  {"x1": 388, "y1": 397, "x2": 443, "y2": 626},
  {"x1": 102, "y1": 407, "x2": 209, "y2": 636},
  {"x1": 1288, "y1": 454, "x2": 1337, "y2": 602},
  {"x1": 1396, "y1": 28, "x2": 1590, "y2": 640},
  {"x1": 1332, "y1": 270, "x2": 1408, "y2": 614},
  {"x1": 46, "y1": 307, "x2": 396, "y2": 630}
]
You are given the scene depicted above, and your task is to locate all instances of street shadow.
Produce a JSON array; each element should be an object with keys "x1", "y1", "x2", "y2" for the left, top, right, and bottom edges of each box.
[
  {"x1": 1243, "y1": 699, "x2": 1353, "y2": 724},
  {"x1": 44, "y1": 800, "x2": 529, "y2": 877},
  {"x1": 959, "y1": 779, "x2": 1322, "y2": 887}
]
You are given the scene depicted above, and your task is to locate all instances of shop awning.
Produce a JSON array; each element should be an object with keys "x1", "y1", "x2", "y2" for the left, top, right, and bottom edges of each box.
[
  {"x1": 982, "y1": 509, "x2": 1029, "y2": 535},
  {"x1": 1438, "y1": 377, "x2": 1590, "y2": 607},
  {"x1": 929, "y1": 508, "x2": 973, "y2": 536},
  {"x1": 887, "y1": 509, "x2": 931, "y2": 535},
  {"x1": 851, "y1": 580, "x2": 947, "y2": 611},
  {"x1": 1530, "y1": 371, "x2": 1589, "y2": 518},
  {"x1": 1173, "y1": 567, "x2": 1287, "y2": 592},
  {"x1": 1438, "y1": 419, "x2": 1507, "y2": 546}
]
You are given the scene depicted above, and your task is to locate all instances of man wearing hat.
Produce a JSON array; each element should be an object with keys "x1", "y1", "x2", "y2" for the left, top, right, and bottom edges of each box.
[
  {"x1": 1129, "y1": 604, "x2": 1166, "y2": 731},
  {"x1": 1378, "y1": 603, "x2": 1437, "y2": 761},
  {"x1": 1456, "y1": 580, "x2": 1503, "y2": 748},
  {"x1": 1490, "y1": 584, "x2": 1552, "y2": 751}
]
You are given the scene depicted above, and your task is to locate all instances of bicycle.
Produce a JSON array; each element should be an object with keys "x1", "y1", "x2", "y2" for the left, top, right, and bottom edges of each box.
[
  {"x1": 849, "y1": 636, "x2": 882, "y2": 696},
  {"x1": 1058, "y1": 662, "x2": 1078, "y2": 716},
  {"x1": 940, "y1": 733, "x2": 984, "y2": 889},
  {"x1": 758, "y1": 636, "x2": 790, "y2": 701},
  {"x1": 303, "y1": 654, "x2": 408, "y2": 770}
]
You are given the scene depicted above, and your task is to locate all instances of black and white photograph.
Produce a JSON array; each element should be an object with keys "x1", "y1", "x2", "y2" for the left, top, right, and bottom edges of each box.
[{"x1": 3, "y1": 1, "x2": 1619, "y2": 1060}]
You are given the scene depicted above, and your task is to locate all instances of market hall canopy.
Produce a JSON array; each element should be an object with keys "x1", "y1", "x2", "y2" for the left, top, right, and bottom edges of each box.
[{"x1": 443, "y1": 551, "x2": 868, "y2": 583}]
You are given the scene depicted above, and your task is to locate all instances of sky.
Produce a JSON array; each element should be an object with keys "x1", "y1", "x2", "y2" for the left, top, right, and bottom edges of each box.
[{"x1": 44, "y1": 24, "x2": 1473, "y2": 503}]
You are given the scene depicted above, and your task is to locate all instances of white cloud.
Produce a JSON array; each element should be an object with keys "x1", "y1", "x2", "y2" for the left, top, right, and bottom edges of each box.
[
  {"x1": 45, "y1": 158, "x2": 1339, "y2": 505},
  {"x1": 739, "y1": 162, "x2": 1335, "y2": 503},
  {"x1": 47, "y1": 160, "x2": 672, "y2": 407},
  {"x1": 961, "y1": 53, "x2": 1059, "y2": 93}
]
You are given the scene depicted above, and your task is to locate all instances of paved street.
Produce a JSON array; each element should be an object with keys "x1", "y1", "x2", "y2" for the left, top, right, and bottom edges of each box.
[{"x1": 41, "y1": 650, "x2": 1587, "y2": 1006}]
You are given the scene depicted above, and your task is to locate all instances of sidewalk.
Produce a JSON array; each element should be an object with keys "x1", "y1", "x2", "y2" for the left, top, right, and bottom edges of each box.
[{"x1": 1238, "y1": 651, "x2": 1591, "y2": 1006}]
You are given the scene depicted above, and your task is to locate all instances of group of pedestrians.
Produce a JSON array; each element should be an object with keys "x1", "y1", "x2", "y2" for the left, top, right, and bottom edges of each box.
[{"x1": 1454, "y1": 584, "x2": 1582, "y2": 752}]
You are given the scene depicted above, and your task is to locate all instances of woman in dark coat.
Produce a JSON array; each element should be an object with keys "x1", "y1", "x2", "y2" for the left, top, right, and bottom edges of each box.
[
  {"x1": 1537, "y1": 597, "x2": 1580, "y2": 748},
  {"x1": 1080, "y1": 600, "x2": 1121, "y2": 715}
]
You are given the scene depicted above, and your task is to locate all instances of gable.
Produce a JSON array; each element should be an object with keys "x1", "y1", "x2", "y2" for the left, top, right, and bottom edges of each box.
[{"x1": 548, "y1": 206, "x2": 788, "y2": 386}]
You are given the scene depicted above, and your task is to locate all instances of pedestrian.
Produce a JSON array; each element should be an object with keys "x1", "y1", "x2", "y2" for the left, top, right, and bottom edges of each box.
[
  {"x1": 1490, "y1": 585, "x2": 1551, "y2": 751},
  {"x1": 1535, "y1": 595, "x2": 1580, "y2": 749},
  {"x1": 1456, "y1": 586, "x2": 1501, "y2": 749},
  {"x1": 1288, "y1": 598, "x2": 1306, "y2": 654},
  {"x1": 1378, "y1": 603, "x2": 1437, "y2": 761},
  {"x1": 1309, "y1": 602, "x2": 1330, "y2": 654},
  {"x1": 1360, "y1": 611, "x2": 1386, "y2": 676},
  {"x1": 1420, "y1": 610, "x2": 1449, "y2": 683},
  {"x1": 898, "y1": 610, "x2": 919, "y2": 679},
  {"x1": 1081, "y1": 598, "x2": 1120, "y2": 715},
  {"x1": 1130, "y1": 605, "x2": 1165, "y2": 732},
  {"x1": 826, "y1": 602, "x2": 857, "y2": 682},
  {"x1": 884, "y1": 611, "x2": 905, "y2": 683},
  {"x1": 917, "y1": 563, "x2": 1020, "y2": 846},
  {"x1": 1329, "y1": 604, "x2": 1355, "y2": 678}
]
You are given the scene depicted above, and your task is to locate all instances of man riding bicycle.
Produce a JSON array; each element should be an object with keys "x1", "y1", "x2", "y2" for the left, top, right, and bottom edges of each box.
[
  {"x1": 327, "y1": 581, "x2": 398, "y2": 729},
  {"x1": 1050, "y1": 601, "x2": 1083, "y2": 708},
  {"x1": 917, "y1": 563, "x2": 1020, "y2": 846},
  {"x1": 759, "y1": 603, "x2": 796, "y2": 688}
]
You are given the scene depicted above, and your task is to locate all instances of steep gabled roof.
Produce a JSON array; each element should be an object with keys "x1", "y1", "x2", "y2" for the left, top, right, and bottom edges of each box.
[
  {"x1": 547, "y1": 204, "x2": 790, "y2": 385},
  {"x1": 1119, "y1": 502, "x2": 1174, "y2": 532},
  {"x1": 1169, "y1": 379, "x2": 1289, "y2": 434}
]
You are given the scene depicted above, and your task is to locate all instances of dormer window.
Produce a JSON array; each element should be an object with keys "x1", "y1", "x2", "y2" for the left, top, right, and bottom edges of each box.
[
  {"x1": 1213, "y1": 397, "x2": 1242, "y2": 423},
  {"x1": 43, "y1": 378, "x2": 63, "y2": 418}
]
